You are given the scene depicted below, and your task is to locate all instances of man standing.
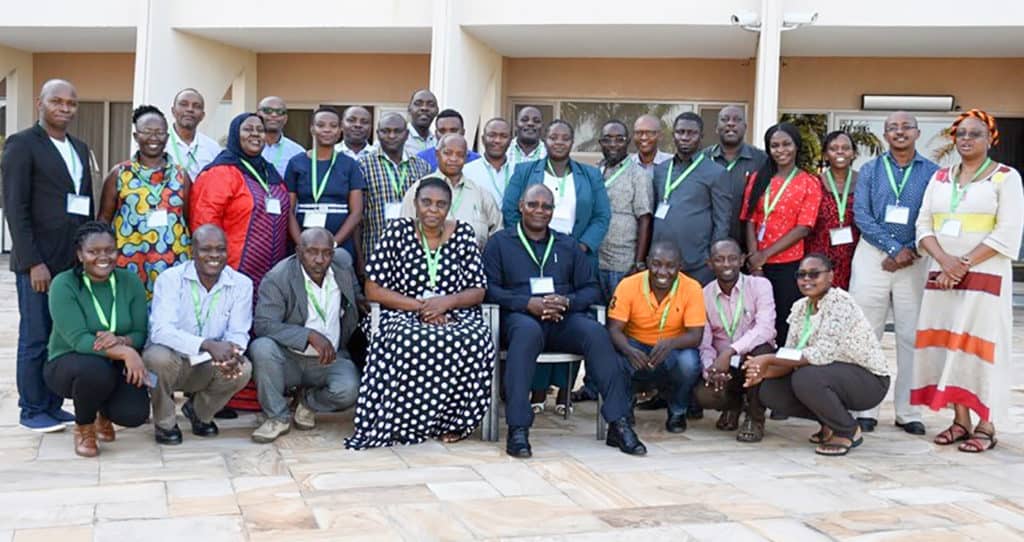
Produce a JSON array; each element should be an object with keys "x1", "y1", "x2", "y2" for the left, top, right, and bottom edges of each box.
[
  {"x1": 144, "y1": 225, "x2": 253, "y2": 445},
  {"x1": 463, "y1": 117, "x2": 513, "y2": 207},
  {"x1": 2, "y1": 79, "x2": 92, "y2": 432},
  {"x1": 258, "y1": 96, "x2": 305, "y2": 177},
  {"x1": 596, "y1": 119, "x2": 654, "y2": 301},
  {"x1": 335, "y1": 106, "x2": 377, "y2": 161},
  {"x1": 404, "y1": 89, "x2": 439, "y2": 156},
  {"x1": 167, "y1": 88, "x2": 221, "y2": 181},
  {"x1": 630, "y1": 114, "x2": 673, "y2": 173},
  {"x1": 652, "y1": 112, "x2": 731, "y2": 285},
  {"x1": 507, "y1": 106, "x2": 547, "y2": 169},
  {"x1": 483, "y1": 184, "x2": 646, "y2": 458},
  {"x1": 702, "y1": 106, "x2": 768, "y2": 250},
  {"x1": 415, "y1": 109, "x2": 481, "y2": 169},
  {"x1": 250, "y1": 228, "x2": 361, "y2": 443},
  {"x1": 401, "y1": 134, "x2": 502, "y2": 248},
  {"x1": 850, "y1": 111, "x2": 938, "y2": 435}
]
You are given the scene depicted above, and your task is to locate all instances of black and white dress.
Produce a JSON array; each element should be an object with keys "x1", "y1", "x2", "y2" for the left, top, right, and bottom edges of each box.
[{"x1": 345, "y1": 218, "x2": 495, "y2": 449}]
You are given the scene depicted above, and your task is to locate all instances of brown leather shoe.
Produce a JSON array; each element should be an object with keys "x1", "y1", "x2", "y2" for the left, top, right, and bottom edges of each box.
[
  {"x1": 94, "y1": 413, "x2": 115, "y2": 442},
  {"x1": 74, "y1": 423, "x2": 99, "y2": 458}
]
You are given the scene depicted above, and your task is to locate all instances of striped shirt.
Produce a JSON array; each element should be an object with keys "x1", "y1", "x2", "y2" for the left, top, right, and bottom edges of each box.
[{"x1": 358, "y1": 151, "x2": 432, "y2": 258}]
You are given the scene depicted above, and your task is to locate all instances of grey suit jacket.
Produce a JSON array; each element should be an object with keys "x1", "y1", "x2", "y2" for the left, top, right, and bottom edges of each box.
[{"x1": 253, "y1": 255, "x2": 359, "y2": 352}]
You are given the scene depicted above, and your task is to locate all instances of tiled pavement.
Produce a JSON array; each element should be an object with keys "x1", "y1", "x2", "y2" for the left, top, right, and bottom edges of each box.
[{"x1": 0, "y1": 263, "x2": 1022, "y2": 541}]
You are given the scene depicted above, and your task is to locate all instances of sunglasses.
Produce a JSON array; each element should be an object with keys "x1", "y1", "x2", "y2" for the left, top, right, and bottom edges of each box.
[
  {"x1": 794, "y1": 270, "x2": 826, "y2": 280},
  {"x1": 524, "y1": 201, "x2": 555, "y2": 211},
  {"x1": 259, "y1": 107, "x2": 287, "y2": 116}
]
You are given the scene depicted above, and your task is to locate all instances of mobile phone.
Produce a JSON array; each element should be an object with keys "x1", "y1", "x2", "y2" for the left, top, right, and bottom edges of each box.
[{"x1": 144, "y1": 370, "x2": 158, "y2": 388}]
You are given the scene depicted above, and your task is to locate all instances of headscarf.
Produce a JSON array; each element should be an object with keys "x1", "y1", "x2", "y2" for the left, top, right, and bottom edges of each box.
[
  {"x1": 950, "y1": 109, "x2": 1000, "y2": 147},
  {"x1": 745, "y1": 122, "x2": 804, "y2": 217},
  {"x1": 197, "y1": 112, "x2": 282, "y2": 184}
]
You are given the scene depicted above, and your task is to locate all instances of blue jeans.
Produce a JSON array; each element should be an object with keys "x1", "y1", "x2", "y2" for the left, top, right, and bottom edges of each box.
[
  {"x1": 16, "y1": 273, "x2": 63, "y2": 419},
  {"x1": 624, "y1": 338, "x2": 701, "y2": 416},
  {"x1": 598, "y1": 269, "x2": 628, "y2": 304}
]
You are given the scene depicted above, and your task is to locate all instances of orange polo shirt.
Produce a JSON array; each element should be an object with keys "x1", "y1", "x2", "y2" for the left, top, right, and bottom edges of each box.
[{"x1": 608, "y1": 271, "x2": 706, "y2": 346}]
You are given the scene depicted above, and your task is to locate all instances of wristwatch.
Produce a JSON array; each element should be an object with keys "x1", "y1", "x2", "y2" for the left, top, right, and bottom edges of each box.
[{"x1": 633, "y1": 261, "x2": 647, "y2": 270}]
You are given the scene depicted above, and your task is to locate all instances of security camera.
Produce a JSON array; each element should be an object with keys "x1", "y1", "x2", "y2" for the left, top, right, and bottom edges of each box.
[
  {"x1": 782, "y1": 12, "x2": 818, "y2": 26},
  {"x1": 730, "y1": 11, "x2": 760, "y2": 27}
]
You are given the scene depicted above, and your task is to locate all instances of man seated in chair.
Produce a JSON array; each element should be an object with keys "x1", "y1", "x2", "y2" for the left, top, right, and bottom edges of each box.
[
  {"x1": 249, "y1": 228, "x2": 361, "y2": 443},
  {"x1": 482, "y1": 184, "x2": 646, "y2": 458},
  {"x1": 607, "y1": 240, "x2": 705, "y2": 434}
]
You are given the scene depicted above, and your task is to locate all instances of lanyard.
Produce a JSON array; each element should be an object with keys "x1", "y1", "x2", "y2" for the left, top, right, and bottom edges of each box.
[
  {"x1": 517, "y1": 222, "x2": 555, "y2": 277},
  {"x1": 450, "y1": 183, "x2": 465, "y2": 215},
  {"x1": 796, "y1": 302, "x2": 815, "y2": 349},
  {"x1": 486, "y1": 161, "x2": 511, "y2": 198},
  {"x1": 714, "y1": 145, "x2": 739, "y2": 172},
  {"x1": 882, "y1": 155, "x2": 914, "y2": 202},
  {"x1": 762, "y1": 167, "x2": 800, "y2": 219},
  {"x1": 642, "y1": 272, "x2": 680, "y2": 333},
  {"x1": 190, "y1": 282, "x2": 222, "y2": 334},
  {"x1": 303, "y1": 278, "x2": 330, "y2": 324},
  {"x1": 603, "y1": 160, "x2": 631, "y2": 188},
  {"x1": 83, "y1": 274, "x2": 117, "y2": 332},
  {"x1": 310, "y1": 149, "x2": 338, "y2": 203},
  {"x1": 239, "y1": 159, "x2": 272, "y2": 194},
  {"x1": 824, "y1": 169, "x2": 852, "y2": 227},
  {"x1": 951, "y1": 157, "x2": 992, "y2": 214},
  {"x1": 419, "y1": 223, "x2": 443, "y2": 288},
  {"x1": 514, "y1": 144, "x2": 539, "y2": 167},
  {"x1": 714, "y1": 279, "x2": 745, "y2": 339},
  {"x1": 545, "y1": 160, "x2": 570, "y2": 198},
  {"x1": 168, "y1": 129, "x2": 197, "y2": 173},
  {"x1": 382, "y1": 157, "x2": 409, "y2": 197},
  {"x1": 134, "y1": 161, "x2": 170, "y2": 202},
  {"x1": 663, "y1": 154, "x2": 705, "y2": 202}
]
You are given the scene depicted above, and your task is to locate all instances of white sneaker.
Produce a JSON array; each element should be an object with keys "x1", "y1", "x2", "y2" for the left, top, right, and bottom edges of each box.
[
  {"x1": 294, "y1": 397, "x2": 316, "y2": 431},
  {"x1": 251, "y1": 418, "x2": 291, "y2": 443}
]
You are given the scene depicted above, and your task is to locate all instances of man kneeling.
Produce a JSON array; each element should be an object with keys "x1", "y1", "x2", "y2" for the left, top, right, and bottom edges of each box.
[{"x1": 250, "y1": 228, "x2": 361, "y2": 443}]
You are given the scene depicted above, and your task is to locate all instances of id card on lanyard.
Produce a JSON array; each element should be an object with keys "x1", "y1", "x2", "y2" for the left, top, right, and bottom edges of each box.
[
  {"x1": 656, "y1": 154, "x2": 704, "y2": 220},
  {"x1": 882, "y1": 155, "x2": 913, "y2": 225},
  {"x1": 517, "y1": 223, "x2": 556, "y2": 295},
  {"x1": 824, "y1": 169, "x2": 853, "y2": 246},
  {"x1": 758, "y1": 167, "x2": 799, "y2": 242},
  {"x1": 239, "y1": 159, "x2": 282, "y2": 215}
]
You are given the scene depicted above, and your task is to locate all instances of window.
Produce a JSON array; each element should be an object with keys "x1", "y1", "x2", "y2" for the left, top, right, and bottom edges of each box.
[{"x1": 283, "y1": 104, "x2": 393, "y2": 149}]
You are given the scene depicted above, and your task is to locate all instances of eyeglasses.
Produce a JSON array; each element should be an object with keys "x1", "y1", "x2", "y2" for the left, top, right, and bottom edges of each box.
[
  {"x1": 599, "y1": 136, "x2": 628, "y2": 144},
  {"x1": 794, "y1": 270, "x2": 826, "y2": 280},
  {"x1": 524, "y1": 201, "x2": 555, "y2": 211},
  {"x1": 884, "y1": 124, "x2": 918, "y2": 133},
  {"x1": 259, "y1": 107, "x2": 287, "y2": 116},
  {"x1": 634, "y1": 130, "x2": 659, "y2": 139},
  {"x1": 135, "y1": 130, "x2": 168, "y2": 138},
  {"x1": 954, "y1": 129, "x2": 988, "y2": 140}
]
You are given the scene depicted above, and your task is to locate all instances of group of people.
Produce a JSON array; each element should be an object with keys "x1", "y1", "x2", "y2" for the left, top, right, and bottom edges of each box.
[{"x1": 2, "y1": 78, "x2": 1020, "y2": 460}]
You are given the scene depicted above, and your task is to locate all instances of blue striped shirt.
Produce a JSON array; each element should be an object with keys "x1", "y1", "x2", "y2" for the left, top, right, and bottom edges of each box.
[{"x1": 853, "y1": 151, "x2": 938, "y2": 257}]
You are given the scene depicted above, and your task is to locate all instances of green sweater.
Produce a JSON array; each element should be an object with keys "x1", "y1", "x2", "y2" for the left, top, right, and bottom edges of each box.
[{"x1": 47, "y1": 268, "x2": 148, "y2": 361}]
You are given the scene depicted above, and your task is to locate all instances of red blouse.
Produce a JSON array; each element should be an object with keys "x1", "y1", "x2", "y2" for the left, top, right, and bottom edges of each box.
[
  {"x1": 806, "y1": 175, "x2": 859, "y2": 289},
  {"x1": 741, "y1": 169, "x2": 822, "y2": 264}
]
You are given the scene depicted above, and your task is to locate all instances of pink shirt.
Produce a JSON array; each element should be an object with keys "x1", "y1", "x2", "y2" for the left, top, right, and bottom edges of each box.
[{"x1": 698, "y1": 274, "x2": 777, "y2": 369}]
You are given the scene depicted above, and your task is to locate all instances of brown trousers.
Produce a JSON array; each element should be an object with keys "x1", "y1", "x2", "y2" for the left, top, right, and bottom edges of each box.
[{"x1": 694, "y1": 343, "x2": 775, "y2": 421}]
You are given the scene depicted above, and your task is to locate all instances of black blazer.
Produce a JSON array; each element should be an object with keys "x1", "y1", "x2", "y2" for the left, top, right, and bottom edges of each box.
[{"x1": 1, "y1": 123, "x2": 94, "y2": 273}]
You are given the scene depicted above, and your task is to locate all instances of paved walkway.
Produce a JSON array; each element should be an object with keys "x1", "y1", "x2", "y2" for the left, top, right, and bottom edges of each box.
[{"x1": 0, "y1": 264, "x2": 1022, "y2": 541}]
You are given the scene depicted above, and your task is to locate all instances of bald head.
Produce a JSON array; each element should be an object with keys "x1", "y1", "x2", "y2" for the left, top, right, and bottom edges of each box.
[
  {"x1": 299, "y1": 227, "x2": 334, "y2": 248},
  {"x1": 437, "y1": 133, "x2": 467, "y2": 153},
  {"x1": 717, "y1": 106, "x2": 747, "y2": 146},
  {"x1": 883, "y1": 111, "x2": 920, "y2": 152},
  {"x1": 39, "y1": 79, "x2": 76, "y2": 101},
  {"x1": 37, "y1": 79, "x2": 78, "y2": 133},
  {"x1": 192, "y1": 224, "x2": 228, "y2": 281},
  {"x1": 523, "y1": 183, "x2": 554, "y2": 204},
  {"x1": 257, "y1": 96, "x2": 288, "y2": 134},
  {"x1": 633, "y1": 114, "x2": 661, "y2": 132},
  {"x1": 192, "y1": 224, "x2": 226, "y2": 246},
  {"x1": 437, "y1": 134, "x2": 468, "y2": 178},
  {"x1": 649, "y1": 240, "x2": 682, "y2": 263},
  {"x1": 710, "y1": 238, "x2": 742, "y2": 257}
]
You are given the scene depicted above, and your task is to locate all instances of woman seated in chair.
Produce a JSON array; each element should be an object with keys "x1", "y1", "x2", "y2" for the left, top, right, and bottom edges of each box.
[{"x1": 345, "y1": 178, "x2": 495, "y2": 449}]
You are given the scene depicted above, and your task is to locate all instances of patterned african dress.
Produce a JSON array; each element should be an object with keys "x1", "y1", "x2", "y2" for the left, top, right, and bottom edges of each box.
[
  {"x1": 112, "y1": 155, "x2": 191, "y2": 298},
  {"x1": 346, "y1": 218, "x2": 495, "y2": 449},
  {"x1": 911, "y1": 163, "x2": 1024, "y2": 424},
  {"x1": 806, "y1": 174, "x2": 859, "y2": 290}
]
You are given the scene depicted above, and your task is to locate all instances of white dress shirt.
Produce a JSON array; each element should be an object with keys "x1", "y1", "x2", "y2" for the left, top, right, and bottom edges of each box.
[
  {"x1": 302, "y1": 266, "x2": 342, "y2": 349},
  {"x1": 462, "y1": 156, "x2": 512, "y2": 208},
  {"x1": 544, "y1": 170, "x2": 576, "y2": 235},
  {"x1": 168, "y1": 125, "x2": 222, "y2": 180}
]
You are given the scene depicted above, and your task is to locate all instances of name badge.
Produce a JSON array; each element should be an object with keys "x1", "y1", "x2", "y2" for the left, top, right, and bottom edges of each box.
[
  {"x1": 384, "y1": 202, "x2": 402, "y2": 220},
  {"x1": 654, "y1": 203, "x2": 670, "y2": 219},
  {"x1": 757, "y1": 223, "x2": 767, "y2": 242},
  {"x1": 939, "y1": 219, "x2": 962, "y2": 238},
  {"x1": 729, "y1": 355, "x2": 742, "y2": 369},
  {"x1": 529, "y1": 277, "x2": 555, "y2": 295},
  {"x1": 303, "y1": 212, "x2": 328, "y2": 229},
  {"x1": 829, "y1": 226, "x2": 854, "y2": 246},
  {"x1": 552, "y1": 202, "x2": 573, "y2": 221},
  {"x1": 884, "y1": 204, "x2": 910, "y2": 225},
  {"x1": 66, "y1": 194, "x2": 90, "y2": 216},
  {"x1": 147, "y1": 209, "x2": 169, "y2": 228},
  {"x1": 776, "y1": 347, "x2": 803, "y2": 361},
  {"x1": 420, "y1": 289, "x2": 439, "y2": 300},
  {"x1": 265, "y1": 197, "x2": 282, "y2": 215}
]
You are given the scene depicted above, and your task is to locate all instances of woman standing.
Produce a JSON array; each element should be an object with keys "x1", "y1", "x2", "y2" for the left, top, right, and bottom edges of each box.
[
  {"x1": 912, "y1": 110, "x2": 1023, "y2": 453},
  {"x1": 98, "y1": 105, "x2": 191, "y2": 298},
  {"x1": 346, "y1": 178, "x2": 495, "y2": 448},
  {"x1": 741, "y1": 123, "x2": 822, "y2": 341},
  {"x1": 285, "y1": 107, "x2": 365, "y2": 260},
  {"x1": 807, "y1": 130, "x2": 859, "y2": 290}
]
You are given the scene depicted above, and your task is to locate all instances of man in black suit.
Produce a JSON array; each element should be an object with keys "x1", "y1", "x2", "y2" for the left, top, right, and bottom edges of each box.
[{"x1": 1, "y1": 79, "x2": 94, "y2": 433}]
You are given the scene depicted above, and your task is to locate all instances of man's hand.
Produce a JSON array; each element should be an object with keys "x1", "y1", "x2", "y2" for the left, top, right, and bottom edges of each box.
[
  {"x1": 30, "y1": 263, "x2": 52, "y2": 293},
  {"x1": 747, "y1": 251, "x2": 767, "y2": 273},
  {"x1": 647, "y1": 339, "x2": 674, "y2": 368},
  {"x1": 201, "y1": 339, "x2": 238, "y2": 363},
  {"x1": 578, "y1": 243, "x2": 590, "y2": 254},
  {"x1": 742, "y1": 354, "x2": 771, "y2": 388},
  {"x1": 706, "y1": 350, "x2": 736, "y2": 393},
  {"x1": 894, "y1": 247, "x2": 917, "y2": 268},
  {"x1": 214, "y1": 355, "x2": 244, "y2": 379},
  {"x1": 526, "y1": 297, "x2": 547, "y2": 318},
  {"x1": 540, "y1": 295, "x2": 569, "y2": 322},
  {"x1": 881, "y1": 257, "x2": 899, "y2": 272},
  {"x1": 307, "y1": 331, "x2": 337, "y2": 365},
  {"x1": 623, "y1": 346, "x2": 649, "y2": 371}
]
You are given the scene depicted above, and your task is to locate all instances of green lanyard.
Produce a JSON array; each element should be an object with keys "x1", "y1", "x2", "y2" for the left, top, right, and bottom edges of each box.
[
  {"x1": 517, "y1": 222, "x2": 555, "y2": 277},
  {"x1": 714, "y1": 145, "x2": 739, "y2": 172},
  {"x1": 762, "y1": 167, "x2": 800, "y2": 219},
  {"x1": 382, "y1": 157, "x2": 409, "y2": 197},
  {"x1": 134, "y1": 159, "x2": 171, "y2": 202},
  {"x1": 514, "y1": 144, "x2": 539, "y2": 167},
  {"x1": 169, "y1": 129, "x2": 197, "y2": 172},
  {"x1": 310, "y1": 149, "x2": 338, "y2": 203},
  {"x1": 303, "y1": 278, "x2": 329, "y2": 324},
  {"x1": 449, "y1": 183, "x2": 466, "y2": 215},
  {"x1": 190, "y1": 282, "x2": 222, "y2": 334},
  {"x1": 951, "y1": 157, "x2": 992, "y2": 214},
  {"x1": 238, "y1": 159, "x2": 272, "y2": 194},
  {"x1": 486, "y1": 161, "x2": 510, "y2": 198},
  {"x1": 83, "y1": 274, "x2": 117, "y2": 333},
  {"x1": 824, "y1": 169, "x2": 852, "y2": 227},
  {"x1": 714, "y1": 279, "x2": 745, "y2": 339},
  {"x1": 642, "y1": 272, "x2": 680, "y2": 333},
  {"x1": 663, "y1": 154, "x2": 705, "y2": 202},
  {"x1": 419, "y1": 223, "x2": 443, "y2": 288},
  {"x1": 545, "y1": 160, "x2": 570, "y2": 198},
  {"x1": 603, "y1": 160, "x2": 631, "y2": 188},
  {"x1": 796, "y1": 302, "x2": 815, "y2": 349},
  {"x1": 882, "y1": 155, "x2": 914, "y2": 203}
]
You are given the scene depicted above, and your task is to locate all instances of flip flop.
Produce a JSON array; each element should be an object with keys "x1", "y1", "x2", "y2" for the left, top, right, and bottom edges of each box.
[{"x1": 815, "y1": 435, "x2": 863, "y2": 457}]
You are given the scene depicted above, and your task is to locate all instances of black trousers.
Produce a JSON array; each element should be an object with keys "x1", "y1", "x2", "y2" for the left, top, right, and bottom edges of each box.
[
  {"x1": 759, "y1": 363, "x2": 889, "y2": 438},
  {"x1": 762, "y1": 261, "x2": 801, "y2": 342},
  {"x1": 43, "y1": 353, "x2": 150, "y2": 426},
  {"x1": 694, "y1": 343, "x2": 775, "y2": 420}
]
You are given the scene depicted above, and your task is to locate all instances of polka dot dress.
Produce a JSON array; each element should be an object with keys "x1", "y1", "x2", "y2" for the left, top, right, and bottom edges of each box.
[{"x1": 345, "y1": 218, "x2": 495, "y2": 449}]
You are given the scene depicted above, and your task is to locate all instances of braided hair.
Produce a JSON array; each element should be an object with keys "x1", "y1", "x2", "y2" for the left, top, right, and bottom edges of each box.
[
  {"x1": 73, "y1": 221, "x2": 116, "y2": 279},
  {"x1": 950, "y1": 109, "x2": 1000, "y2": 147},
  {"x1": 744, "y1": 122, "x2": 804, "y2": 218}
]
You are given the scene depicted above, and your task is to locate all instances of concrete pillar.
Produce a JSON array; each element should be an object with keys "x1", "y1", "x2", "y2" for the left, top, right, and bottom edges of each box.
[
  {"x1": 752, "y1": 0, "x2": 782, "y2": 141},
  {"x1": 0, "y1": 46, "x2": 35, "y2": 135}
]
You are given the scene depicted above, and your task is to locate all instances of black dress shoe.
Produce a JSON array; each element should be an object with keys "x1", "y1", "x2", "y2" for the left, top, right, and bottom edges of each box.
[
  {"x1": 636, "y1": 396, "x2": 667, "y2": 411},
  {"x1": 570, "y1": 387, "x2": 599, "y2": 403},
  {"x1": 213, "y1": 407, "x2": 238, "y2": 420},
  {"x1": 182, "y1": 400, "x2": 219, "y2": 437},
  {"x1": 506, "y1": 426, "x2": 532, "y2": 458},
  {"x1": 606, "y1": 417, "x2": 647, "y2": 456},
  {"x1": 856, "y1": 417, "x2": 878, "y2": 433},
  {"x1": 155, "y1": 424, "x2": 183, "y2": 445},
  {"x1": 896, "y1": 421, "x2": 926, "y2": 435},
  {"x1": 665, "y1": 414, "x2": 687, "y2": 433}
]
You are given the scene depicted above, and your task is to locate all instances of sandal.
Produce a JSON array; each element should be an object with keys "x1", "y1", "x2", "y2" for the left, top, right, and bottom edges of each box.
[
  {"x1": 934, "y1": 422, "x2": 971, "y2": 445},
  {"x1": 808, "y1": 427, "x2": 833, "y2": 444},
  {"x1": 554, "y1": 404, "x2": 574, "y2": 416},
  {"x1": 736, "y1": 416, "x2": 764, "y2": 443},
  {"x1": 815, "y1": 434, "x2": 863, "y2": 457},
  {"x1": 715, "y1": 410, "x2": 740, "y2": 431},
  {"x1": 958, "y1": 428, "x2": 997, "y2": 453},
  {"x1": 531, "y1": 402, "x2": 546, "y2": 414}
]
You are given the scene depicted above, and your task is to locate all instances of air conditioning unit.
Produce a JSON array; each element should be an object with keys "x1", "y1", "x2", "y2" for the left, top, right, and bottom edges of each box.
[{"x1": 861, "y1": 95, "x2": 955, "y2": 112}]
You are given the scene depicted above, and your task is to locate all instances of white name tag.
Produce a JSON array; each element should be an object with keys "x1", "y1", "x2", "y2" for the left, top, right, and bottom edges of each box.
[
  {"x1": 384, "y1": 202, "x2": 402, "y2": 220},
  {"x1": 66, "y1": 194, "x2": 90, "y2": 216},
  {"x1": 529, "y1": 277, "x2": 555, "y2": 295},
  {"x1": 939, "y1": 219, "x2": 962, "y2": 238},
  {"x1": 757, "y1": 223, "x2": 767, "y2": 242},
  {"x1": 776, "y1": 347, "x2": 803, "y2": 361},
  {"x1": 654, "y1": 203, "x2": 670, "y2": 219},
  {"x1": 829, "y1": 226, "x2": 854, "y2": 246},
  {"x1": 884, "y1": 204, "x2": 910, "y2": 225},
  {"x1": 188, "y1": 352, "x2": 212, "y2": 366},
  {"x1": 303, "y1": 212, "x2": 328, "y2": 228},
  {"x1": 265, "y1": 197, "x2": 282, "y2": 215},
  {"x1": 730, "y1": 355, "x2": 742, "y2": 369},
  {"x1": 147, "y1": 209, "x2": 169, "y2": 228}
]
